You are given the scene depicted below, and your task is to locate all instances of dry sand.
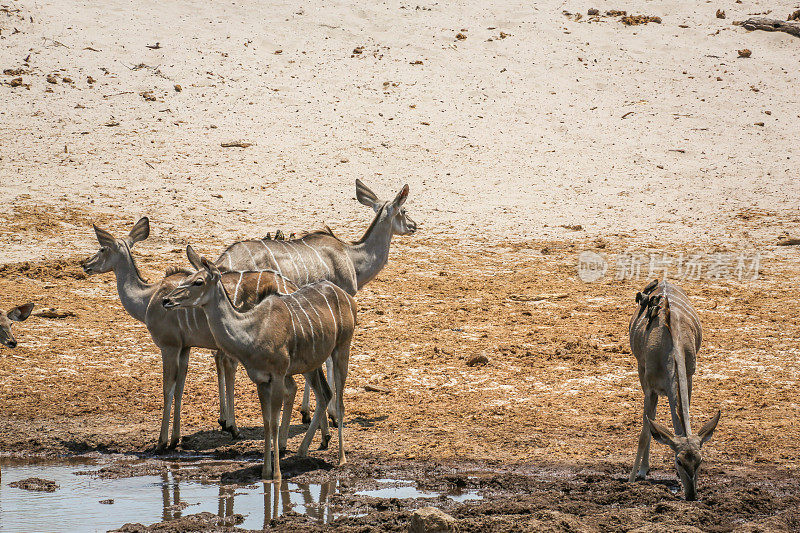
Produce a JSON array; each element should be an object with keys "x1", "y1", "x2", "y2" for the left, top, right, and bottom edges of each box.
[
  {"x1": 2, "y1": 0, "x2": 800, "y2": 530},
  {"x1": 1, "y1": 0, "x2": 799, "y2": 260}
]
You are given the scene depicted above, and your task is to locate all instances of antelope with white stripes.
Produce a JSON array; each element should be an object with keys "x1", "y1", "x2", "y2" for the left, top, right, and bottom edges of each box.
[
  {"x1": 214, "y1": 180, "x2": 416, "y2": 424},
  {"x1": 81, "y1": 218, "x2": 300, "y2": 451},
  {"x1": 162, "y1": 246, "x2": 357, "y2": 480},
  {"x1": 628, "y1": 279, "x2": 721, "y2": 501},
  {"x1": 0, "y1": 302, "x2": 34, "y2": 349}
]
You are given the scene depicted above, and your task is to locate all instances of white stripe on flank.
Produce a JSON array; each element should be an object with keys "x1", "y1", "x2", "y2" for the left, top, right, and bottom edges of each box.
[
  {"x1": 283, "y1": 298, "x2": 301, "y2": 353},
  {"x1": 243, "y1": 242, "x2": 258, "y2": 270},
  {"x1": 233, "y1": 272, "x2": 244, "y2": 306},
  {"x1": 288, "y1": 242, "x2": 312, "y2": 284},
  {"x1": 260, "y1": 241, "x2": 288, "y2": 288},
  {"x1": 276, "y1": 241, "x2": 302, "y2": 283},
  {"x1": 289, "y1": 294, "x2": 315, "y2": 353},
  {"x1": 256, "y1": 270, "x2": 263, "y2": 295},
  {"x1": 665, "y1": 299, "x2": 702, "y2": 332},
  {"x1": 299, "y1": 292, "x2": 325, "y2": 343},
  {"x1": 311, "y1": 285, "x2": 337, "y2": 336},
  {"x1": 330, "y1": 283, "x2": 344, "y2": 335},
  {"x1": 301, "y1": 240, "x2": 331, "y2": 276},
  {"x1": 225, "y1": 251, "x2": 233, "y2": 271}
]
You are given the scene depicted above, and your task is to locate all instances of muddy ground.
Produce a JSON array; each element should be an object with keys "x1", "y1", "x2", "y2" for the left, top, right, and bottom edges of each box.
[{"x1": 1, "y1": 208, "x2": 799, "y2": 531}]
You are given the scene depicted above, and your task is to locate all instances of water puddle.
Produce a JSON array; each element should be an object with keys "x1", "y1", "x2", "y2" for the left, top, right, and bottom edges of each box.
[
  {"x1": 356, "y1": 479, "x2": 482, "y2": 502},
  {"x1": 0, "y1": 459, "x2": 482, "y2": 532},
  {"x1": 0, "y1": 459, "x2": 339, "y2": 532}
]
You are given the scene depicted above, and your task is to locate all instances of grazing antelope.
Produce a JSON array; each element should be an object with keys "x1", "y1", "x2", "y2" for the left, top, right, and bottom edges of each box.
[
  {"x1": 81, "y1": 218, "x2": 300, "y2": 451},
  {"x1": 214, "y1": 179, "x2": 416, "y2": 424},
  {"x1": 0, "y1": 303, "x2": 34, "y2": 349},
  {"x1": 629, "y1": 279, "x2": 721, "y2": 501},
  {"x1": 162, "y1": 246, "x2": 357, "y2": 480}
]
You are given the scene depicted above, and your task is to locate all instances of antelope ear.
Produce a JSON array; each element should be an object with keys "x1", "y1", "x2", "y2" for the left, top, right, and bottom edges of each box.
[
  {"x1": 698, "y1": 411, "x2": 721, "y2": 445},
  {"x1": 647, "y1": 417, "x2": 677, "y2": 448},
  {"x1": 186, "y1": 244, "x2": 204, "y2": 270},
  {"x1": 355, "y1": 179, "x2": 379, "y2": 208},
  {"x1": 392, "y1": 184, "x2": 409, "y2": 208},
  {"x1": 93, "y1": 224, "x2": 117, "y2": 248},
  {"x1": 127, "y1": 217, "x2": 150, "y2": 246},
  {"x1": 200, "y1": 257, "x2": 221, "y2": 280},
  {"x1": 7, "y1": 303, "x2": 34, "y2": 322}
]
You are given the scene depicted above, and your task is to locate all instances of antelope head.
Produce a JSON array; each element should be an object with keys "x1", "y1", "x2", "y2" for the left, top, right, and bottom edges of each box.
[
  {"x1": 355, "y1": 179, "x2": 417, "y2": 236},
  {"x1": 647, "y1": 411, "x2": 721, "y2": 501},
  {"x1": 162, "y1": 245, "x2": 220, "y2": 309},
  {"x1": 81, "y1": 217, "x2": 150, "y2": 274},
  {"x1": 0, "y1": 303, "x2": 34, "y2": 349}
]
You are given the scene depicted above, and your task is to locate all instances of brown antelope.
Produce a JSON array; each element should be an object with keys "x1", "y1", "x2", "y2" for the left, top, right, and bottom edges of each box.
[
  {"x1": 0, "y1": 303, "x2": 34, "y2": 349},
  {"x1": 81, "y1": 218, "x2": 302, "y2": 451},
  {"x1": 162, "y1": 246, "x2": 357, "y2": 480},
  {"x1": 629, "y1": 279, "x2": 721, "y2": 501},
  {"x1": 213, "y1": 179, "x2": 416, "y2": 425}
]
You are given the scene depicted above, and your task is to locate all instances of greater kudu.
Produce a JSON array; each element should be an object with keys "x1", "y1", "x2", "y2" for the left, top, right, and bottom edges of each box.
[
  {"x1": 213, "y1": 180, "x2": 416, "y2": 424},
  {"x1": 162, "y1": 247, "x2": 357, "y2": 480},
  {"x1": 81, "y1": 218, "x2": 300, "y2": 451},
  {"x1": 0, "y1": 302, "x2": 34, "y2": 349},
  {"x1": 628, "y1": 279, "x2": 721, "y2": 500}
]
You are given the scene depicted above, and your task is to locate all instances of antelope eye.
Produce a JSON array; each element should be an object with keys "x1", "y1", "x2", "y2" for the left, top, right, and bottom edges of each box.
[
  {"x1": 193, "y1": 279, "x2": 204, "y2": 286},
  {"x1": 100, "y1": 247, "x2": 107, "y2": 252}
]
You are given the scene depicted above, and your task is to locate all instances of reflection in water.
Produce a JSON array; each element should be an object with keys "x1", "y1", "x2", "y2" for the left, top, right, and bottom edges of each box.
[{"x1": 0, "y1": 460, "x2": 342, "y2": 532}]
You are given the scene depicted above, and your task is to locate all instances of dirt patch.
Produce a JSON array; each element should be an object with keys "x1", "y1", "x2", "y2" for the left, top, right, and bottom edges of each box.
[
  {"x1": 0, "y1": 257, "x2": 87, "y2": 281},
  {"x1": 8, "y1": 477, "x2": 59, "y2": 492}
]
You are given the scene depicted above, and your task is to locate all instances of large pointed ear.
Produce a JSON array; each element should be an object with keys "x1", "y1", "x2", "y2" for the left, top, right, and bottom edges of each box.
[
  {"x1": 647, "y1": 417, "x2": 677, "y2": 448},
  {"x1": 200, "y1": 257, "x2": 221, "y2": 280},
  {"x1": 697, "y1": 410, "x2": 720, "y2": 445},
  {"x1": 93, "y1": 224, "x2": 117, "y2": 248},
  {"x1": 186, "y1": 244, "x2": 204, "y2": 270},
  {"x1": 127, "y1": 217, "x2": 150, "y2": 246},
  {"x1": 392, "y1": 184, "x2": 409, "y2": 208},
  {"x1": 355, "y1": 179, "x2": 380, "y2": 208},
  {"x1": 7, "y1": 303, "x2": 34, "y2": 322}
]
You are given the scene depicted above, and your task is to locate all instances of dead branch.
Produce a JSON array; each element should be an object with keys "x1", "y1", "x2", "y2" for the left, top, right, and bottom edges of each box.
[{"x1": 736, "y1": 17, "x2": 800, "y2": 37}]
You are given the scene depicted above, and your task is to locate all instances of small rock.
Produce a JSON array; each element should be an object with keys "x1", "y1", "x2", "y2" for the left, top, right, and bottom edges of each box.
[
  {"x1": 455, "y1": 32, "x2": 467, "y2": 40},
  {"x1": 139, "y1": 90, "x2": 156, "y2": 101},
  {"x1": 62, "y1": 76, "x2": 73, "y2": 83},
  {"x1": 588, "y1": 8, "x2": 599, "y2": 15},
  {"x1": 173, "y1": 84, "x2": 182, "y2": 92},
  {"x1": 789, "y1": 9, "x2": 800, "y2": 20},
  {"x1": 46, "y1": 74, "x2": 58, "y2": 84},
  {"x1": 716, "y1": 9, "x2": 726, "y2": 19},
  {"x1": 738, "y1": 48, "x2": 751, "y2": 58},
  {"x1": 9, "y1": 77, "x2": 23, "y2": 87},
  {"x1": 410, "y1": 507, "x2": 457, "y2": 533},
  {"x1": 9, "y1": 478, "x2": 58, "y2": 492},
  {"x1": 99, "y1": 499, "x2": 114, "y2": 504},
  {"x1": 364, "y1": 384, "x2": 390, "y2": 393},
  {"x1": 274, "y1": 49, "x2": 282, "y2": 54},
  {"x1": 754, "y1": 122, "x2": 764, "y2": 126},
  {"x1": 466, "y1": 353, "x2": 489, "y2": 367},
  {"x1": 352, "y1": 46, "x2": 364, "y2": 54},
  {"x1": 87, "y1": 76, "x2": 95, "y2": 84}
]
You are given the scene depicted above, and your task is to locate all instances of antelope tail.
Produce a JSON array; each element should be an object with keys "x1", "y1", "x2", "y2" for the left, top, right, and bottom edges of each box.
[{"x1": 666, "y1": 296, "x2": 692, "y2": 436}]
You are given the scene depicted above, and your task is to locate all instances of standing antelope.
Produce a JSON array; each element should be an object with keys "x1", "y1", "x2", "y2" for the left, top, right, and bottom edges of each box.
[
  {"x1": 214, "y1": 179, "x2": 416, "y2": 424},
  {"x1": 162, "y1": 246, "x2": 357, "y2": 480},
  {"x1": 81, "y1": 218, "x2": 301, "y2": 451},
  {"x1": 628, "y1": 279, "x2": 721, "y2": 501},
  {"x1": 0, "y1": 302, "x2": 34, "y2": 349}
]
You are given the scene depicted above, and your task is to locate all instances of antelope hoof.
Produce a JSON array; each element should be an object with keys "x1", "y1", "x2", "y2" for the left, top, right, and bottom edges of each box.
[
  {"x1": 279, "y1": 446, "x2": 287, "y2": 456},
  {"x1": 224, "y1": 425, "x2": 240, "y2": 439},
  {"x1": 328, "y1": 414, "x2": 338, "y2": 428},
  {"x1": 300, "y1": 410, "x2": 312, "y2": 425},
  {"x1": 319, "y1": 434, "x2": 331, "y2": 450},
  {"x1": 218, "y1": 418, "x2": 226, "y2": 430},
  {"x1": 262, "y1": 466, "x2": 280, "y2": 481},
  {"x1": 155, "y1": 443, "x2": 168, "y2": 455},
  {"x1": 167, "y1": 439, "x2": 179, "y2": 450}
]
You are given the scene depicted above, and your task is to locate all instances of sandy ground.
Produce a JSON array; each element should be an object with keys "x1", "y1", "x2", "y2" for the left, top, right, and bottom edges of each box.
[{"x1": 2, "y1": 0, "x2": 800, "y2": 530}]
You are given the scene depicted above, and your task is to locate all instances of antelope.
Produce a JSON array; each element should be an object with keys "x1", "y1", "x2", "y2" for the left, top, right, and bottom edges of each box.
[
  {"x1": 162, "y1": 246, "x2": 357, "y2": 480},
  {"x1": 628, "y1": 279, "x2": 721, "y2": 501},
  {"x1": 80, "y1": 218, "x2": 302, "y2": 451},
  {"x1": 213, "y1": 179, "x2": 416, "y2": 425},
  {"x1": 0, "y1": 303, "x2": 34, "y2": 349}
]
